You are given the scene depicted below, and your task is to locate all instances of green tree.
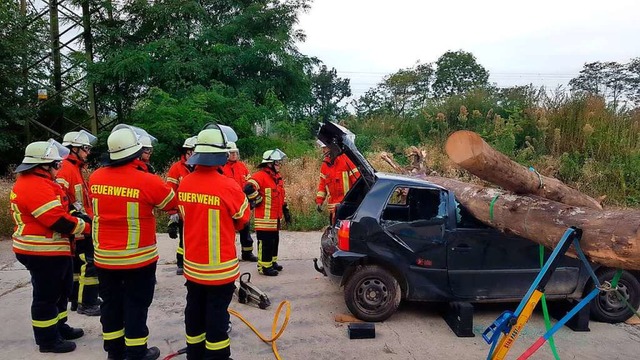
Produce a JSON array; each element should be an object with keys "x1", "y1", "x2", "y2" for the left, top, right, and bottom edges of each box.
[
  {"x1": 90, "y1": 0, "x2": 313, "y2": 121},
  {"x1": 308, "y1": 64, "x2": 351, "y2": 121},
  {"x1": 0, "y1": 2, "x2": 49, "y2": 173},
  {"x1": 352, "y1": 62, "x2": 434, "y2": 117},
  {"x1": 569, "y1": 61, "x2": 631, "y2": 110},
  {"x1": 432, "y1": 50, "x2": 489, "y2": 98}
]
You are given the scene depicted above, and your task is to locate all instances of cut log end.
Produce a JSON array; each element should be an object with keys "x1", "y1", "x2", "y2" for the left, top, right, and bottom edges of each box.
[{"x1": 445, "y1": 130, "x2": 488, "y2": 164}]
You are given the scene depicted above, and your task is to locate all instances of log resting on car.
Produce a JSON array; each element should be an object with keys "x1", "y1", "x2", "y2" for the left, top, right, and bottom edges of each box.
[
  {"x1": 445, "y1": 130, "x2": 603, "y2": 210},
  {"x1": 424, "y1": 176, "x2": 640, "y2": 271}
]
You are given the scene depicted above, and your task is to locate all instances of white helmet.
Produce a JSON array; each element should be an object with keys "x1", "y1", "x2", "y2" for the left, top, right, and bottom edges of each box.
[
  {"x1": 15, "y1": 139, "x2": 70, "y2": 173},
  {"x1": 107, "y1": 125, "x2": 144, "y2": 161},
  {"x1": 261, "y1": 149, "x2": 287, "y2": 164},
  {"x1": 227, "y1": 142, "x2": 239, "y2": 153},
  {"x1": 316, "y1": 139, "x2": 327, "y2": 148},
  {"x1": 186, "y1": 128, "x2": 229, "y2": 167},
  {"x1": 139, "y1": 134, "x2": 156, "y2": 148},
  {"x1": 62, "y1": 130, "x2": 97, "y2": 147},
  {"x1": 182, "y1": 136, "x2": 198, "y2": 149}
]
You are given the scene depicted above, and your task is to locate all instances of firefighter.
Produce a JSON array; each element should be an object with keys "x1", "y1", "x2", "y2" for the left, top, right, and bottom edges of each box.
[
  {"x1": 244, "y1": 149, "x2": 290, "y2": 276},
  {"x1": 315, "y1": 140, "x2": 360, "y2": 224},
  {"x1": 178, "y1": 126, "x2": 250, "y2": 360},
  {"x1": 57, "y1": 130, "x2": 101, "y2": 317},
  {"x1": 138, "y1": 134, "x2": 156, "y2": 173},
  {"x1": 166, "y1": 135, "x2": 198, "y2": 275},
  {"x1": 10, "y1": 139, "x2": 92, "y2": 353},
  {"x1": 222, "y1": 141, "x2": 257, "y2": 262},
  {"x1": 89, "y1": 124, "x2": 177, "y2": 360}
]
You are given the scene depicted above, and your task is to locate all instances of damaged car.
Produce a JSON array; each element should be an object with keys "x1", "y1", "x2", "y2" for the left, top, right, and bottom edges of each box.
[{"x1": 314, "y1": 121, "x2": 640, "y2": 323}]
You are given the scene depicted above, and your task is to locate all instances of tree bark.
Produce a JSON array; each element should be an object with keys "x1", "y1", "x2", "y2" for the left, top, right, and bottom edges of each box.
[
  {"x1": 424, "y1": 176, "x2": 640, "y2": 270},
  {"x1": 444, "y1": 130, "x2": 603, "y2": 209}
]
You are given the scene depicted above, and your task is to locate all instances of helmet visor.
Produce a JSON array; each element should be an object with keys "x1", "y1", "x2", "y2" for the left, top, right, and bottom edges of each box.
[
  {"x1": 76, "y1": 129, "x2": 97, "y2": 146},
  {"x1": 45, "y1": 139, "x2": 70, "y2": 160},
  {"x1": 203, "y1": 122, "x2": 238, "y2": 143}
]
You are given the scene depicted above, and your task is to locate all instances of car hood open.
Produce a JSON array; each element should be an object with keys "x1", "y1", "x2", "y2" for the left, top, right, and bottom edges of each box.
[{"x1": 317, "y1": 121, "x2": 376, "y2": 186}]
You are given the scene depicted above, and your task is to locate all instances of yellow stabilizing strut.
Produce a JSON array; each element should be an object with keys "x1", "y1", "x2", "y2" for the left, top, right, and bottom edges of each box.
[
  {"x1": 491, "y1": 290, "x2": 543, "y2": 360},
  {"x1": 229, "y1": 300, "x2": 291, "y2": 360}
]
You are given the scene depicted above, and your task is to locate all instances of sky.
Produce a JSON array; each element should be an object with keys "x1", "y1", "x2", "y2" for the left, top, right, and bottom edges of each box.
[{"x1": 296, "y1": 0, "x2": 640, "y2": 100}]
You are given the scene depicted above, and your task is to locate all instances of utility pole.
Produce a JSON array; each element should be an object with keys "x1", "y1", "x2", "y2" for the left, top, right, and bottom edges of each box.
[
  {"x1": 81, "y1": 0, "x2": 98, "y2": 134},
  {"x1": 49, "y1": 0, "x2": 64, "y2": 135}
]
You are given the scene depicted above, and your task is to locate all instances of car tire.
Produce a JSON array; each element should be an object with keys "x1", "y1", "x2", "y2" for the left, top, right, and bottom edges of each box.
[
  {"x1": 589, "y1": 269, "x2": 640, "y2": 323},
  {"x1": 344, "y1": 265, "x2": 401, "y2": 322}
]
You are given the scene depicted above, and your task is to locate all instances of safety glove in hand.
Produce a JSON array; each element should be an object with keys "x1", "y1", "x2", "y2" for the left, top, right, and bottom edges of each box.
[
  {"x1": 168, "y1": 222, "x2": 179, "y2": 239},
  {"x1": 71, "y1": 209, "x2": 92, "y2": 224},
  {"x1": 282, "y1": 204, "x2": 292, "y2": 225},
  {"x1": 316, "y1": 204, "x2": 323, "y2": 213}
]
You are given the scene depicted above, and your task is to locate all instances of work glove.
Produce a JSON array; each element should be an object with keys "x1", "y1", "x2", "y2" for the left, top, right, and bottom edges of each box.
[
  {"x1": 169, "y1": 213, "x2": 180, "y2": 224},
  {"x1": 282, "y1": 204, "x2": 292, "y2": 225},
  {"x1": 168, "y1": 222, "x2": 179, "y2": 239},
  {"x1": 249, "y1": 195, "x2": 263, "y2": 209},
  {"x1": 316, "y1": 204, "x2": 323, "y2": 213},
  {"x1": 71, "y1": 210, "x2": 92, "y2": 224}
]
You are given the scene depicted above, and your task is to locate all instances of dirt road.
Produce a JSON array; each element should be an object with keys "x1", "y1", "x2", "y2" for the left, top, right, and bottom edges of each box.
[{"x1": 1, "y1": 232, "x2": 639, "y2": 359}]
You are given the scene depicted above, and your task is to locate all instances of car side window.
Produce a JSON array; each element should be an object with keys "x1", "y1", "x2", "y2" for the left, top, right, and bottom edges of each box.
[
  {"x1": 382, "y1": 187, "x2": 444, "y2": 222},
  {"x1": 455, "y1": 199, "x2": 489, "y2": 229}
]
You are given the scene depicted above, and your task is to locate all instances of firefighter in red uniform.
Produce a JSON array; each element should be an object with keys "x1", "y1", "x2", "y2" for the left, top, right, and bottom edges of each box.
[
  {"x1": 89, "y1": 124, "x2": 177, "y2": 360},
  {"x1": 166, "y1": 136, "x2": 197, "y2": 275},
  {"x1": 222, "y1": 141, "x2": 257, "y2": 262},
  {"x1": 315, "y1": 140, "x2": 360, "y2": 224},
  {"x1": 244, "y1": 149, "x2": 290, "y2": 276},
  {"x1": 58, "y1": 130, "x2": 101, "y2": 316},
  {"x1": 178, "y1": 126, "x2": 250, "y2": 360},
  {"x1": 10, "y1": 139, "x2": 91, "y2": 353}
]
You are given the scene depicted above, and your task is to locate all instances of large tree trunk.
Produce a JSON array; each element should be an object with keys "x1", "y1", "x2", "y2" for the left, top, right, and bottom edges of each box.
[
  {"x1": 425, "y1": 176, "x2": 640, "y2": 270},
  {"x1": 445, "y1": 130, "x2": 603, "y2": 209}
]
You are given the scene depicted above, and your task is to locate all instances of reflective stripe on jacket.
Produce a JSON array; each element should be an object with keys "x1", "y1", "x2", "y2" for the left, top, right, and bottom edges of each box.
[
  {"x1": 246, "y1": 167, "x2": 285, "y2": 231},
  {"x1": 89, "y1": 160, "x2": 177, "y2": 269},
  {"x1": 178, "y1": 167, "x2": 250, "y2": 285},
  {"x1": 11, "y1": 170, "x2": 88, "y2": 256},
  {"x1": 316, "y1": 154, "x2": 360, "y2": 211}
]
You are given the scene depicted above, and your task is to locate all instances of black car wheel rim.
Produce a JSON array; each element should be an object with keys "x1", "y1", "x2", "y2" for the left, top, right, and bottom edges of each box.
[
  {"x1": 355, "y1": 278, "x2": 389, "y2": 311},
  {"x1": 596, "y1": 283, "x2": 629, "y2": 315}
]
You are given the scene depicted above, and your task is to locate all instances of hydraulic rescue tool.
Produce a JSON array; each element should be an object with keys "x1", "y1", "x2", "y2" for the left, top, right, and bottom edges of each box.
[
  {"x1": 237, "y1": 272, "x2": 271, "y2": 309},
  {"x1": 483, "y1": 226, "x2": 615, "y2": 360}
]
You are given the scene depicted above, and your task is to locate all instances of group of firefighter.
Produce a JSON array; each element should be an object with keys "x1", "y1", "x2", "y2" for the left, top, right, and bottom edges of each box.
[{"x1": 9, "y1": 123, "x2": 359, "y2": 360}]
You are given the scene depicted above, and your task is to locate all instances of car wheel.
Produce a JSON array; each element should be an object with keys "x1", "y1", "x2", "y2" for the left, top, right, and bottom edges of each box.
[
  {"x1": 589, "y1": 269, "x2": 640, "y2": 323},
  {"x1": 344, "y1": 265, "x2": 401, "y2": 322}
]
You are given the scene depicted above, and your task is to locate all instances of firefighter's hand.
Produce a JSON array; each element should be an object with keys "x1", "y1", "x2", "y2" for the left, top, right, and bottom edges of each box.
[
  {"x1": 168, "y1": 222, "x2": 179, "y2": 239},
  {"x1": 316, "y1": 204, "x2": 323, "y2": 213},
  {"x1": 168, "y1": 213, "x2": 180, "y2": 224},
  {"x1": 283, "y1": 204, "x2": 292, "y2": 225},
  {"x1": 71, "y1": 210, "x2": 92, "y2": 224}
]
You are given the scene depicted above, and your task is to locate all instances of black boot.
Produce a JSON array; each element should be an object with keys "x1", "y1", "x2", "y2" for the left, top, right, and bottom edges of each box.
[
  {"x1": 136, "y1": 346, "x2": 160, "y2": 360},
  {"x1": 241, "y1": 251, "x2": 258, "y2": 262},
  {"x1": 39, "y1": 339, "x2": 76, "y2": 353},
  {"x1": 258, "y1": 267, "x2": 278, "y2": 276},
  {"x1": 59, "y1": 323, "x2": 84, "y2": 340},
  {"x1": 176, "y1": 267, "x2": 184, "y2": 275},
  {"x1": 272, "y1": 262, "x2": 283, "y2": 271},
  {"x1": 70, "y1": 301, "x2": 78, "y2": 311},
  {"x1": 78, "y1": 303, "x2": 101, "y2": 316}
]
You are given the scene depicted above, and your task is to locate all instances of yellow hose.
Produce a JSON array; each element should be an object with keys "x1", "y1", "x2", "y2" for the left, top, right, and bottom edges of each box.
[{"x1": 228, "y1": 300, "x2": 291, "y2": 360}]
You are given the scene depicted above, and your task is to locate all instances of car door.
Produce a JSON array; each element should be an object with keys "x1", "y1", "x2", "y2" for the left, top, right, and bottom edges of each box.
[
  {"x1": 380, "y1": 187, "x2": 450, "y2": 299},
  {"x1": 447, "y1": 201, "x2": 581, "y2": 299}
]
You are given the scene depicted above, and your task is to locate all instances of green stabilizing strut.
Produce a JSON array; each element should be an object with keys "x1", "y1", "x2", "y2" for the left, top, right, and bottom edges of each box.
[{"x1": 539, "y1": 245, "x2": 561, "y2": 360}]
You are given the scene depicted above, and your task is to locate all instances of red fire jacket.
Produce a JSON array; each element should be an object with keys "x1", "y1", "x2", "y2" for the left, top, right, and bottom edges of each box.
[
  {"x1": 245, "y1": 167, "x2": 285, "y2": 231},
  {"x1": 178, "y1": 167, "x2": 250, "y2": 285},
  {"x1": 89, "y1": 159, "x2": 177, "y2": 269},
  {"x1": 316, "y1": 154, "x2": 360, "y2": 211},
  {"x1": 11, "y1": 169, "x2": 90, "y2": 256},
  {"x1": 222, "y1": 160, "x2": 250, "y2": 188}
]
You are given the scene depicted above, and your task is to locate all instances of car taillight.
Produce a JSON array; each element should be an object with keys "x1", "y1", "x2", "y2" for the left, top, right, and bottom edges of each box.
[{"x1": 337, "y1": 220, "x2": 351, "y2": 251}]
